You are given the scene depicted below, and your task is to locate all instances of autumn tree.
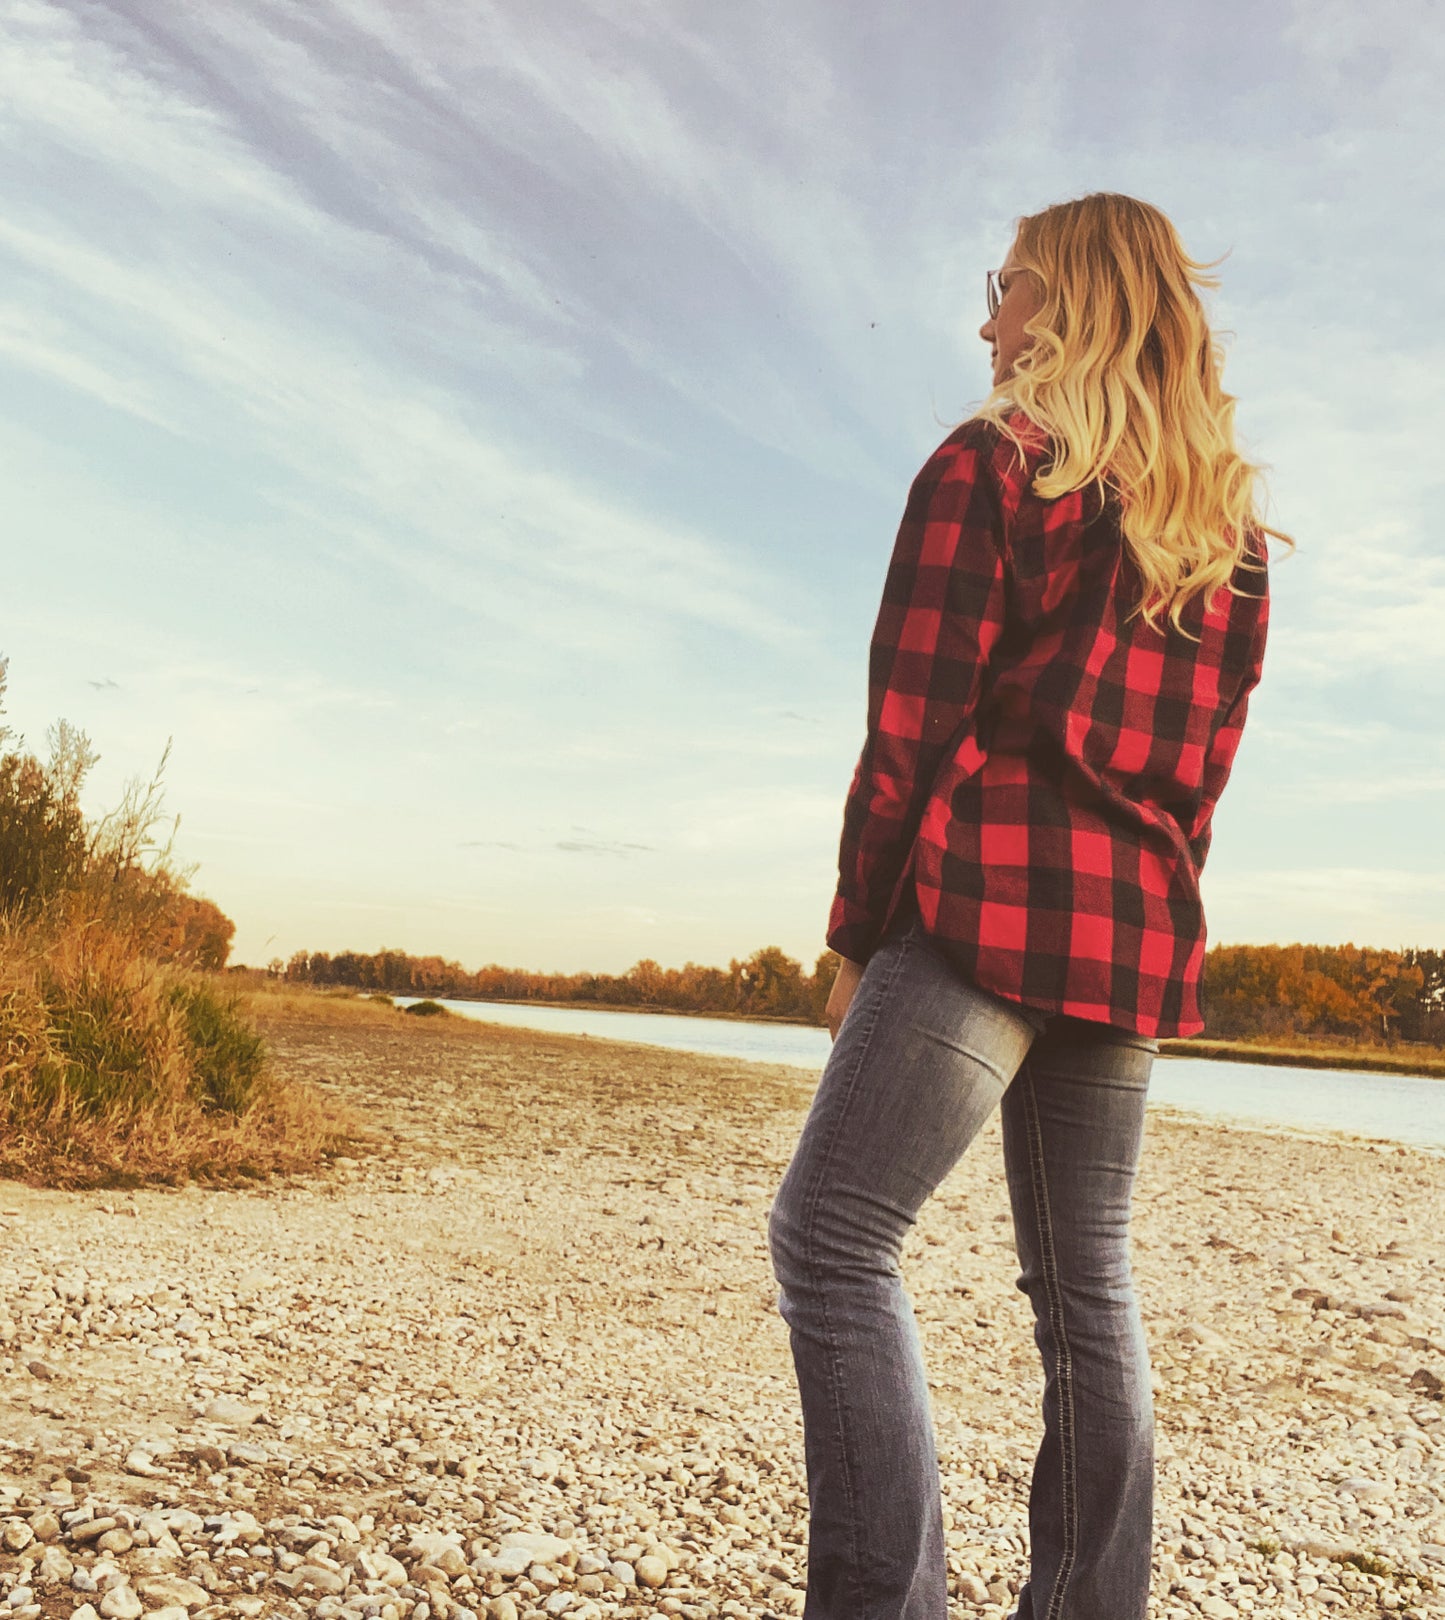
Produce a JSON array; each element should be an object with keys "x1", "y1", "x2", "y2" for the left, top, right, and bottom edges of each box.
[{"x1": 154, "y1": 893, "x2": 236, "y2": 970}]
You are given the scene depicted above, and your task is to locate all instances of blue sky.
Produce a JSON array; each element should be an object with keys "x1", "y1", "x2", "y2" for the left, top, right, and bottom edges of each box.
[{"x1": 3, "y1": 0, "x2": 1442, "y2": 972}]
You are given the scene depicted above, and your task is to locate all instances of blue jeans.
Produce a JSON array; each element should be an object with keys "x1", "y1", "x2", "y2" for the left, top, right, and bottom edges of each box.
[{"x1": 768, "y1": 920, "x2": 1158, "y2": 1620}]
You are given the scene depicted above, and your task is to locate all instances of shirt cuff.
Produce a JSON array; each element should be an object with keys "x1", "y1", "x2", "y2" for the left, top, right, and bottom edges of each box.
[{"x1": 826, "y1": 907, "x2": 881, "y2": 967}]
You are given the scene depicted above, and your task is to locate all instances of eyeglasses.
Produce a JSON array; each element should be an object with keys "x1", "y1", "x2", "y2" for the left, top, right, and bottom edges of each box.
[{"x1": 985, "y1": 268, "x2": 1014, "y2": 321}]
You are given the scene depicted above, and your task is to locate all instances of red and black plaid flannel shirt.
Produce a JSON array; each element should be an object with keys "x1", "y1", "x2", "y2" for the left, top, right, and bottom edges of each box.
[{"x1": 828, "y1": 412, "x2": 1270, "y2": 1039}]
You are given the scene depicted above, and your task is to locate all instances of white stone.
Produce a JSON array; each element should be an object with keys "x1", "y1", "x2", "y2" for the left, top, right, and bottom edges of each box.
[
  {"x1": 98, "y1": 1588, "x2": 142, "y2": 1620},
  {"x1": 409, "y1": 1533, "x2": 467, "y2": 1577},
  {"x1": 366, "y1": 1553, "x2": 408, "y2": 1587},
  {"x1": 634, "y1": 1555, "x2": 668, "y2": 1589},
  {"x1": 292, "y1": 1566, "x2": 347, "y2": 1595},
  {"x1": 36, "y1": 1546, "x2": 74, "y2": 1584},
  {"x1": 475, "y1": 1549, "x2": 532, "y2": 1579},
  {"x1": 495, "y1": 1531, "x2": 571, "y2": 1568},
  {"x1": 156, "y1": 1511, "x2": 204, "y2": 1538},
  {"x1": 201, "y1": 1397, "x2": 260, "y2": 1427},
  {"x1": 134, "y1": 1576, "x2": 209, "y2": 1611}
]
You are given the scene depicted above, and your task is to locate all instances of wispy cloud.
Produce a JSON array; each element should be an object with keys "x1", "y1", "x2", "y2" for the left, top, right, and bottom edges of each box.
[
  {"x1": 460, "y1": 834, "x2": 656, "y2": 858},
  {"x1": 554, "y1": 836, "x2": 655, "y2": 857}
]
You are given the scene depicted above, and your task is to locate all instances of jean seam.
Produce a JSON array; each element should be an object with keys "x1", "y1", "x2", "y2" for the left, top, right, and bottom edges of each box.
[
  {"x1": 1022, "y1": 1070, "x2": 1079, "y2": 1620},
  {"x1": 799, "y1": 926, "x2": 916, "y2": 1618}
]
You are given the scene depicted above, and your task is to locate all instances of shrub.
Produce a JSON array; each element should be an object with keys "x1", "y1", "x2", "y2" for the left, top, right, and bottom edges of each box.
[
  {"x1": 30, "y1": 926, "x2": 190, "y2": 1119},
  {"x1": 0, "y1": 658, "x2": 348, "y2": 1186},
  {"x1": 167, "y1": 978, "x2": 268, "y2": 1115},
  {"x1": 404, "y1": 999, "x2": 449, "y2": 1017}
]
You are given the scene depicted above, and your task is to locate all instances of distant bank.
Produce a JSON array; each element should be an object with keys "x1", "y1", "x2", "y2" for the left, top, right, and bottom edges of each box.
[{"x1": 1157, "y1": 1037, "x2": 1445, "y2": 1079}]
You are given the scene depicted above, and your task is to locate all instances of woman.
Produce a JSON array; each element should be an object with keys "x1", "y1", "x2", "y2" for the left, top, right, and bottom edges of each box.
[{"x1": 767, "y1": 193, "x2": 1291, "y2": 1620}]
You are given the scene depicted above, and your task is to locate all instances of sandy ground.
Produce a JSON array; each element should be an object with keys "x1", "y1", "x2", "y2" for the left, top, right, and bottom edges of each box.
[{"x1": 1, "y1": 1005, "x2": 1443, "y2": 1620}]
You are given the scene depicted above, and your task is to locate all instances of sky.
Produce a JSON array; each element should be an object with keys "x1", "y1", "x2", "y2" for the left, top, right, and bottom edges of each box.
[{"x1": 2, "y1": 0, "x2": 1443, "y2": 974}]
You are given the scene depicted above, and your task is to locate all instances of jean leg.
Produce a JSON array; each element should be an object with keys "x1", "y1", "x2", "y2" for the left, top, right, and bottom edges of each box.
[
  {"x1": 767, "y1": 925, "x2": 1042, "y2": 1620},
  {"x1": 999, "y1": 1019, "x2": 1157, "y2": 1620}
]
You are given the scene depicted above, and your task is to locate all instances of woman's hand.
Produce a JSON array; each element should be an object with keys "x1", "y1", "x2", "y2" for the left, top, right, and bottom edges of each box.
[{"x1": 826, "y1": 957, "x2": 865, "y2": 1042}]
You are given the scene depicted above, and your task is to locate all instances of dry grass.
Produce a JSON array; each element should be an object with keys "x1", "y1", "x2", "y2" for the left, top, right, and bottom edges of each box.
[
  {"x1": 237, "y1": 980, "x2": 425, "y2": 1028},
  {"x1": 0, "y1": 925, "x2": 360, "y2": 1189},
  {"x1": 0, "y1": 672, "x2": 361, "y2": 1188}
]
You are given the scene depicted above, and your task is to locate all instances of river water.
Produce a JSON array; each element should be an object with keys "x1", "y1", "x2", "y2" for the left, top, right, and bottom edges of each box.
[{"x1": 398, "y1": 997, "x2": 1445, "y2": 1153}]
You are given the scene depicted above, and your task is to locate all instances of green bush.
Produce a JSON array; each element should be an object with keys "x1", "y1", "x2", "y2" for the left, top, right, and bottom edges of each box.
[
  {"x1": 168, "y1": 979, "x2": 268, "y2": 1114},
  {"x1": 35, "y1": 936, "x2": 187, "y2": 1118},
  {"x1": 404, "y1": 999, "x2": 448, "y2": 1017}
]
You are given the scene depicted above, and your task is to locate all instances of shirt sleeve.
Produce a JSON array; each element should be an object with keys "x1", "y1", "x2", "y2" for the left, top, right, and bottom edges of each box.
[
  {"x1": 1186, "y1": 537, "x2": 1271, "y2": 871},
  {"x1": 827, "y1": 430, "x2": 1011, "y2": 964}
]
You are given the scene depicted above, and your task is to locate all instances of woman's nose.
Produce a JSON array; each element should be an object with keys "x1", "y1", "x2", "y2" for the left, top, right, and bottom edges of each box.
[{"x1": 979, "y1": 317, "x2": 995, "y2": 344}]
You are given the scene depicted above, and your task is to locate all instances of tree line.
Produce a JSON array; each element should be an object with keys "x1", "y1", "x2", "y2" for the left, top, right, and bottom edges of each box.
[
  {"x1": 277, "y1": 939, "x2": 1445, "y2": 1046},
  {"x1": 1200, "y1": 942, "x2": 1443, "y2": 1045},
  {"x1": 278, "y1": 944, "x2": 837, "y2": 1023}
]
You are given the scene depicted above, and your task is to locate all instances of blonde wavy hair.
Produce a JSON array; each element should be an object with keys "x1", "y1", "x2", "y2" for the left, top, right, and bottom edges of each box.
[{"x1": 974, "y1": 192, "x2": 1293, "y2": 636}]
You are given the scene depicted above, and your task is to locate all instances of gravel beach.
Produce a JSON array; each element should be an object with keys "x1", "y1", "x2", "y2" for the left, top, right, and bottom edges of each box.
[{"x1": 2, "y1": 1004, "x2": 1442, "y2": 1620}]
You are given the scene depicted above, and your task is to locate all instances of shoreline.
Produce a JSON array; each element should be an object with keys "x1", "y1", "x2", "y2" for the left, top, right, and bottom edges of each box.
[
  {"x1": 257, "y1": 990, "x2": 1445, "y2": 1157},
  {"x1": 388, "y1": 992, "x2": 1445, "y2": 1080}
]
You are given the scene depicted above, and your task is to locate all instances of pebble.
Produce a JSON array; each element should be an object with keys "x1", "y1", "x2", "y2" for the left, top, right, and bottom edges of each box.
[
  {"x1": 97, "y1": 1588, "x2": 142, "y2": 1620},
  {"x1": 495, "y1": 1531, "x2": 570, "y2": 1567},
  {"x1": 70, "y1": 1520, "x2": 118, "y2": 1547},
  {"x1": 289, "y1": 1566, "x2": 348, "y2": 1595},
  {"x1": 35, "y1": 1545, "x2": 74, "y2": 1583},
  {"x1": 634, "y1": 1553, "x2": 669, "y2": 1589},
  {"x1": 133, "y1": 1576, "x2": 208, "y2": 1610},
  {"x1": 27, "y1": 1512, "x2": 60, "y2": 1543},
  {"x1": 201, "y1": 1397, "x2": 261, "y2": 1427},
  {"x1": 408, "y1": 1534, "x2": 467, "y2": 1576},
  {"x1": 475, "y1": 1548, "x2": 531, "y2": 1579}
]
